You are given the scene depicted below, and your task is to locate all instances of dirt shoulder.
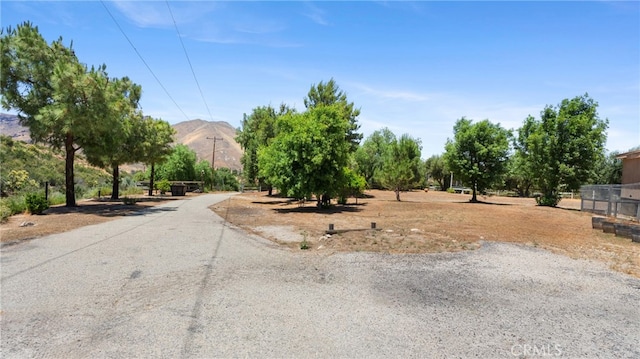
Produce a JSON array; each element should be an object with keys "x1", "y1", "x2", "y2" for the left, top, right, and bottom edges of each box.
[
  {"x1": 0, "y1": 195, "x2": 183, "y2": 245},
  {"x1": 211, "y1": 190, "x2": 640, "y2": 278}
]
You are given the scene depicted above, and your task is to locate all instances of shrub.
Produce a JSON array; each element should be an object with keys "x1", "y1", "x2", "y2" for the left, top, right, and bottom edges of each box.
[
  {"x1": 535, "y1": 193, "x2": 561, "y2": 207},
  {"x1": 25, "y1": 192, "x2": 49, "y2": 214},
  {"x1": 3, "y1": 195, "x2": 26, "y2": 215},
  {"x1": 446, "y1": 187, "x2": 455, "y2": 193},
  {"x1": 156, "y1": 179, "x2": 171, "y2": 194},
  {"x1": 0, "y1": 203, "x2": 12, "y2": 223},
  {"x1": 300, "y1": 239, "x2": 310, "y2": 250}
]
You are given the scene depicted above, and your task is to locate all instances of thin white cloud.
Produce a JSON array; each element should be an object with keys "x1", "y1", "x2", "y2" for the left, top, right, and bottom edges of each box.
[
  {"x1": 110, "y1": 1, "x2": 297, "y2": 47},
  {"x1": 303, "y1": 2, "x2": 329, "y2": 26},
  {"x1": 110, "y1": 1, "x2": 219, "y2": 28},
  {"x1": 111, "y1": 1, "x2": 172, "y2": 28},
  {"x1": 349, "y1": 83, "x2": 433, "y2": 102}
]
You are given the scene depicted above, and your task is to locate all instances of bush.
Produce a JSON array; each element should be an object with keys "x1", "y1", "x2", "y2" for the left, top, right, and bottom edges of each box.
[
  {"x1": 535, "y1": 193, "x2": 561, "y2": 207},
  {"x1": 446, "y1": 187, "x2": 455, "y2": 193},
  {"x1": 156, "y1": 179, "x2": 171, "y2": 194},
  {"x1": 2, "y1": 195, "x2": 26, "y2": 215},
  {"x1": 25, "y1": 192, "x2": 49, "y2": 214},
  {"x1": 0, "y1": 203, "x2": 12, "y2": 223}
]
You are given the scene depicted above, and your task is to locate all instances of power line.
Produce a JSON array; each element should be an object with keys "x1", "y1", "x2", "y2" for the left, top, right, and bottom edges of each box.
[
  {"x1": 166, "y1": 0, "x2": 215, "y2": 123},
  {"x1": 99, "y1": 0, "x2": 190, "y2": 122}
]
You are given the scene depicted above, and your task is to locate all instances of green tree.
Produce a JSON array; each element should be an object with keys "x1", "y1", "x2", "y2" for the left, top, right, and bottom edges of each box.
[
  {"x1": 84, "y1": 77, "x2": 143, "y2": 199},
  {"x1": 139, "y1": 117, "x2": 175, "y2": 196},
  {"x1": 338, "y1": 167, "x2": 367, "y2": 204},
  {"x1": 378, "y1": 133, "x2": 422, "y2": 201},
  {"x1": 1, "y1": 22, "x2": 116, "y2": 206},
  {"x1": 213, "y1": 167, "x2": 240, "y2": 191},
  {"x1": 155, "y1": 144, "x2": 197, "y2": 181},
  {"x1": 444, "y1": 118, "x2": 510, "y2": 203},
  {"x1": 524, "y1": 94, "x2": 608, "y2": 206},
  {"x1": 506, "y1": 115, "x2": 539, "y2": 197},
  {"x1": 258, "y1": 104, "x2": 351, "y2": 207},
  {"x1": 235, "y1": 105, "x2": 287, "y2": 195},
  {"x1": 424, "y1": 154, "x2": 449, "y2": 190},
  {"x1": 354, "y1": 128, "x2": 396, "y2": 189},
  {"x1": 304, "y1": 78, "x2": 362, "y2": 151},
  {"x1": 195, "y1": 159, "x2": 213, "y2": 190}
]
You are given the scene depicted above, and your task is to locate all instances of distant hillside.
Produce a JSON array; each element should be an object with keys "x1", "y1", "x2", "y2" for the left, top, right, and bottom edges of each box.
[
  {"x1": 172, "y1": 119, "x2": 242, "y2": 171},
  {"x1": 0, "y1": 114, "x2": 243, "y2": 172},
  {"x1": 0, "y1": 113, "x2": 30, "y2": 142}
]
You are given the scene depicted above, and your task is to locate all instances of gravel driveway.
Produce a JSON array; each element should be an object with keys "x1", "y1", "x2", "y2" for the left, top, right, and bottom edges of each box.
[{"x1": 1, "y1": 194, "x2": 639, "y2": 358}]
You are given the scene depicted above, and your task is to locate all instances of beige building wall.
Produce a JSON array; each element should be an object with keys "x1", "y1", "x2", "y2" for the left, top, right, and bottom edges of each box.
[
  {"x1": 618, "y1": 150, "x2": 640, "y2": 184},
  {"x1": 617, "y1": 150, "x2": 640, "y2": 201}
]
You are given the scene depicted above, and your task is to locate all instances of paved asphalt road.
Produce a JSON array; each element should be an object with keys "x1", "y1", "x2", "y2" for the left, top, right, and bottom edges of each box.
[{"x1": 1, "y1": 194, "x2": 639, "y2": 358}]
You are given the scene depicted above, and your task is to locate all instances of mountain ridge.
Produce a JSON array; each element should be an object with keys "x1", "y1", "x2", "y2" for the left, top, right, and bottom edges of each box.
[{"x1": 0, "y1": 114, "x2": 243, "y2": 172}]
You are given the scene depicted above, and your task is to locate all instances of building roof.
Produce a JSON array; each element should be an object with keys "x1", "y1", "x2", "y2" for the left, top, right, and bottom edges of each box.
[{"x1": 616, "y1": 149, "x2": 640, "y2": 160}]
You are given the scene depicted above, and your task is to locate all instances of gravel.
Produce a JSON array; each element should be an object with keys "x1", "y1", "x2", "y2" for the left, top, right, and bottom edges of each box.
[{"x1": 1, "y1": 193, "x2": 639, "y2": 358}]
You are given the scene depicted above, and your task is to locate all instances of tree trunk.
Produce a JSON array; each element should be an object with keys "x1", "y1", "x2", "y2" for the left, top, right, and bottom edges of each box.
[
  {"x1": 111, "y1": 165, "x2": 120, "y2": 200},
  {"x1": 470, "y1": 187, "x2": 478, "y2": 203},
  {"x1": 322, "y1": 193, "x2": 330, "y2": 207},
  {"x1": 395, "y1": 188, "x2": 401, "y2": 201},
  {"x1": 64, "y1": 134, "x2": 76, "y2": 207},
  {"x1": 148, "y1": 162, "x2": 155, "y2": 196},
  {"x1": 267, "y1": 185, "x2": 273, "y2": 196}
]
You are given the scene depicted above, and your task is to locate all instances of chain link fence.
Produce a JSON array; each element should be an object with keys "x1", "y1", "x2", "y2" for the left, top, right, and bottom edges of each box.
[{"x1": 580, "y1": 183, "x2": 640, "y2": 221}]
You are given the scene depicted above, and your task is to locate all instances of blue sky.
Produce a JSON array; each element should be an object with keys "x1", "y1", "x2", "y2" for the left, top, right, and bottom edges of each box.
[{"x1": 2, "y1": 1, "x2": 639, "y2": 157}]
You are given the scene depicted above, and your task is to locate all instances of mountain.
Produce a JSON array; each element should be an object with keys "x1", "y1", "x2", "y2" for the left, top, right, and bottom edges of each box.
[
  {"x1": 0, "y1": 114, "x2": 243, "y2": 172},
  {"x1": 0, "y1": 113, "x2": 30, "y2": 142},
  {"x1": 172, "y1": 119, "x2": 242, "y2": 171}
]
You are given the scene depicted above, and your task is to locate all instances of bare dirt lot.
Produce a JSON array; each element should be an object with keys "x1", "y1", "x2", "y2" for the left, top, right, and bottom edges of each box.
[
  {"x1": 2, "y1": 190, "x2": 639, "y2": 278},
  {"x1": 211, "y1": 190, "x2": 640, "y2": 278}
]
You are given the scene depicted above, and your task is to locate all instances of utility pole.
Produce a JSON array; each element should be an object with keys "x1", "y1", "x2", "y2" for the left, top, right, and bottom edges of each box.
[{"x1": 207, "y1": 137, "x2": 223, "y2": 191}]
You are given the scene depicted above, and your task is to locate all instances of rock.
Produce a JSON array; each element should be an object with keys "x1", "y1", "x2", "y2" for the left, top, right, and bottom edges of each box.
[
  {"x1": 410, "y1": 228, "x2": 420, "y2": 232},
  {"x1": 386, "y1": 229, "x2": 393, "y2": 233},
  {"x1": 19, "y1": 221, "x2": 35, "y2": 227},
  {"x1": 317, "y1": 245, "x2": 324, "y2": 250}
]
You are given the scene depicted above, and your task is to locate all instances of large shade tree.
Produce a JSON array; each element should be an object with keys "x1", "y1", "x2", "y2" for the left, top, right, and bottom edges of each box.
[
  {"x1": 1, "y1": 22, "x2": 118, "y2": 206},
  {"x1": 521, "y1": 94, "x2": 608, "y2": 206},
  {"x1": 304, "y1": 78, "x2": 362, "y2": 151},
  {"x1": 258, "y1": 104, "x2": 352, "y2": 207},
  {"x1": 84, "y1": 77, "x2": 144, "y2": 199},
  {"x1": 444, "y1": 118, "x2": 510, "y2": 203}
]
